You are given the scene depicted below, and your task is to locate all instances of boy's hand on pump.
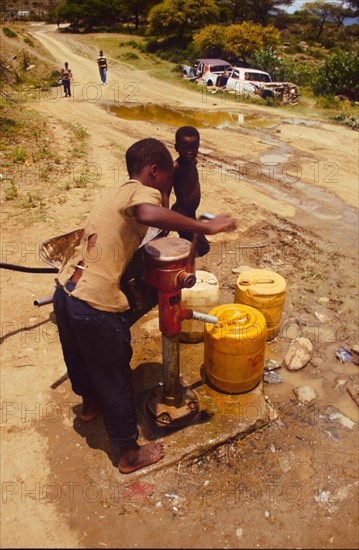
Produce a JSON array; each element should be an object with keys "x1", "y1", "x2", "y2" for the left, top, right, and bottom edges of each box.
[{"x1": 204, "y1": 214, "x2": 237, "y2": 235}]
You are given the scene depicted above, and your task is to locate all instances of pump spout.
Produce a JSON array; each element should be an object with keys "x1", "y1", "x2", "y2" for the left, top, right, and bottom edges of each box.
[{"x1": 191, "y1": 310, "x2": 218, "y2": 325}]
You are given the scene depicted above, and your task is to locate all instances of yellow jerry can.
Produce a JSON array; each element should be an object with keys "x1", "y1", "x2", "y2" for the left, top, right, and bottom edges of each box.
[
  {"x1": 234, "y1": 268, "x2": 286, "y2": 340},
  {"x1": 204, "y1": 304, "x2": 267, "y2": 394}
]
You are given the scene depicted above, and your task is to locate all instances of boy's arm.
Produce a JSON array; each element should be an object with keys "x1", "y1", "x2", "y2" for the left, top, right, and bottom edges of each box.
[
  {"x1": 161, "y1": 179, "x2": 173, "y2": 209},
  {"x1": 134, "y1": 204, "x2": 236, "y2": 235}
]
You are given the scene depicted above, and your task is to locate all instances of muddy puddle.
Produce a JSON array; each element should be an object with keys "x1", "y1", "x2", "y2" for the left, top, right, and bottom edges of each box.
[
  {"x1": 106, "y1": 103, "x2": 275, "y2": 129},
  {"x1": 265, "y1": 355, "x2": 359, "y2": 422}
]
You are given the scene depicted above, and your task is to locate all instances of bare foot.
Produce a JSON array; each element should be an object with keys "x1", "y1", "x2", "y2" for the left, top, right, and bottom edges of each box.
[
  {"x1": 118, "y1": 441, "x2": 165, "y2": 474},
  {"x1": 79, "y1": 394, "x2": 100, "y2": 422}
]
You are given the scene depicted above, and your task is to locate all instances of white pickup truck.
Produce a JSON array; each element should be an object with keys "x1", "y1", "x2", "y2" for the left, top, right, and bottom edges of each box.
[{"x1": 214, "y1": 66, "x2": 299, "y2": 104}]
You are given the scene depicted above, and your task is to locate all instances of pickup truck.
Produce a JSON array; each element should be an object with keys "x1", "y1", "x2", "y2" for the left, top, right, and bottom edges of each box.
[
  {"x1": 214, "y1": 66, "x2": 299, "y2": 104},
  {"x1": 182, "y1": 58, "x2": 231, "y2": 84}
]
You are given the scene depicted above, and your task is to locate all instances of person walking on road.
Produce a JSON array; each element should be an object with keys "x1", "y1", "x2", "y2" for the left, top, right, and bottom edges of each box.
[
  {"x1": 61, "y1": 61, "x2": 72, "y2": 97},
  {"x1": 97, "y1": 50, "x2": 108, "y2": 85}
]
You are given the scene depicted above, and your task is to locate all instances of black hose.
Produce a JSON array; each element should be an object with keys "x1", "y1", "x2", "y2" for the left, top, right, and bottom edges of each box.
[{"x1": 0, "y1": 262, "x2": 58, "y2": 273}]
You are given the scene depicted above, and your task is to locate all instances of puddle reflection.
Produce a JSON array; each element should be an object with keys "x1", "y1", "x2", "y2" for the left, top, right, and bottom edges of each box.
[{"x1": 106, "y1": 103, "x2": 274, "y2": 129}]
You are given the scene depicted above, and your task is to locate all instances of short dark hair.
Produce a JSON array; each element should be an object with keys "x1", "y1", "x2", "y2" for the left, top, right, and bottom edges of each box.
[
  {"x1": 126, "y1": 138, "x2": 173, "y2": 177},
  {"x1": 99, "y1": 50, "x2": 103, "y2": 55},
  {"x1": 175, "y1": 126, "x2": 200, "y2": 145}
]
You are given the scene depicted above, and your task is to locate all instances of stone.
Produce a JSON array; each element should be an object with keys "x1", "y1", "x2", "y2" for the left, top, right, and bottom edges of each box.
[
  {"x1": 328, "y1": 412, "x2": 355, "y2": 429},
  {"x1": 263, "y1": 371, "x2": 283, "y2": 384},
  {"x1": 284, "y1": 337, "x2": 313, "y2": 371},
  {"x1": 264, "y1": 359, "x2": 282, "y2": 371},
  {"x1": 278, "y1": 451, "x2": 296, "y2": 473},
  {"x1": 236, "y1": 528, "x2": 243, "y2": 539},
  {"x1": 314, "y1": 310, "x2": 332, "y2": 323},
  {"x1": 293, "y1": 385, "x2": 317, "y2": 404}
]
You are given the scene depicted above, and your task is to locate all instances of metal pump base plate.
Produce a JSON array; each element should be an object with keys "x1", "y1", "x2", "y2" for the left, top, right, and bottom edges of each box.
[{"x1": 146, "y1": 385, "x2": 200, "y2": 428}]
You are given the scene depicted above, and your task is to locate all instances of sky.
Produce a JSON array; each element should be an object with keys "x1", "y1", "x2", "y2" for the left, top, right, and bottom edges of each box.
[
  {"x1": 285, "y1": 0, "x2": 352, "y2": 13},
  {"x1": 286, "y1": 0, "x2": 309, "y2": 12}
]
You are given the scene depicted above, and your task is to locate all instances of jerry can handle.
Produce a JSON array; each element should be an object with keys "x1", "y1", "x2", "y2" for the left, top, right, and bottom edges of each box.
[
  {"x1": 226, "y1": 312, "x2": 250, "y2": 325},
  {"x1": 239, "y1": 277, "x2": 275, "y2": 286}
]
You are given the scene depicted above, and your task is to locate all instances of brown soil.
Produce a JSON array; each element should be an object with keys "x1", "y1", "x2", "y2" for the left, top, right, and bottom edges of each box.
[{"x1": 1, "y1": 23, "x2": 358, "y2": 549}]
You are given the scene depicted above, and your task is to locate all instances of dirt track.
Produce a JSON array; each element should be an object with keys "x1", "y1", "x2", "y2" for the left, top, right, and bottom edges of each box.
[{"x1": 0, "y1": 23, "x2": 358, "y2": 549}]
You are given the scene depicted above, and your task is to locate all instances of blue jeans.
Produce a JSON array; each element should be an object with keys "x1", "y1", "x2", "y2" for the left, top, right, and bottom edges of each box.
[
  {"x1": 99, "y1": 67, "x2": 107, "y2": 84},
  {"x1": 53, "y1": 281, "x2": 138, "y2": 447},
  {"x1": 63, "y1": 80, "x2": 71, "y2": 96}
]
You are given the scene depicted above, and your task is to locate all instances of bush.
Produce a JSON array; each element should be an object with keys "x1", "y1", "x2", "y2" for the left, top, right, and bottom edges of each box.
[
  {"x1": 251, "y1": 47, "x2": 315, "y2": 87},
  {"x1": 312, "y1": 50, "x2": 359, "y2": 98},
  {"x1": 192, "y1": 22, "x2": 280, "y2": 63},
  {"x1": 119, "y1": 40, "x2": 146, "y2": 53},
  {"x1": 21, "y1": 51, "x2": 31, "y2": 71},
  {"x1": 123, "y1": 52, "x2": 139, "y2": 60},
  {"x1": 4, "y1": 182, "x2": 18, "y2": 201},
  {"x1": 3, "y1": 27, "x2": 17, "y2": 38},
  {"x1": 11, "y1": 146, "x2": 27, "y2": 162},
  {"x1": 286, "y1": 44, "x2": 305, "y2": 54}
]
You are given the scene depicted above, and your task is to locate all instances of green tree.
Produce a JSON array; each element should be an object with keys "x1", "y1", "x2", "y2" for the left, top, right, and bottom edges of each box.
[
  {"x1": 216, "y1": 0, "x2": 293, "y2": 24},
  {"x1": 215, "y1": 0, "x2": 251, "y2": 23},
  {"x1": 246, "y1": 0, "x2": 293, "y2": 25},
  {"x1": 224, "y1": 22, "x2": 280, "y2": 62},
  {"x1": 192, "y1": 24, "x2": 226, "y2": 57},
  {"x1": 193, "y1": 22, "x2": 280, "y2": 62},
  {"x1": 301, "y1": 1, "x2": 347, "y2": 38},
  {"x1": 56, "y1": 0, "x2": 123, "y2": 28},
  {"x1": 146, "y1": 0, "x2": 219, "y2": 40},
  {"x1": 117, "y1": 0, "x2": 159, "y2": 29}
]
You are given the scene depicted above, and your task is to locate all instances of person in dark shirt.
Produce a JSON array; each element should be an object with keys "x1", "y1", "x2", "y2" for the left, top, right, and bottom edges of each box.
[{"x1": 97, "y1": 50, "x2": 108, "y2": 85}]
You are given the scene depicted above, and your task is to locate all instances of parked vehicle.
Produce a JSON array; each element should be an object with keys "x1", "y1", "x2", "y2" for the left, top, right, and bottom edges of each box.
[
  {"x1": 215, "y1": 66, "x2": 299, "y2": 104},
  {"x1": 182, "y1": 58, "x2": 231, "y2": 84}
]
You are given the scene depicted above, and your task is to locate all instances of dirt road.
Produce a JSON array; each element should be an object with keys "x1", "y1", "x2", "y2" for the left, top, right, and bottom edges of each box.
[{"x1": 1, "y1": 24, "x2": 358, "y2": 549}]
